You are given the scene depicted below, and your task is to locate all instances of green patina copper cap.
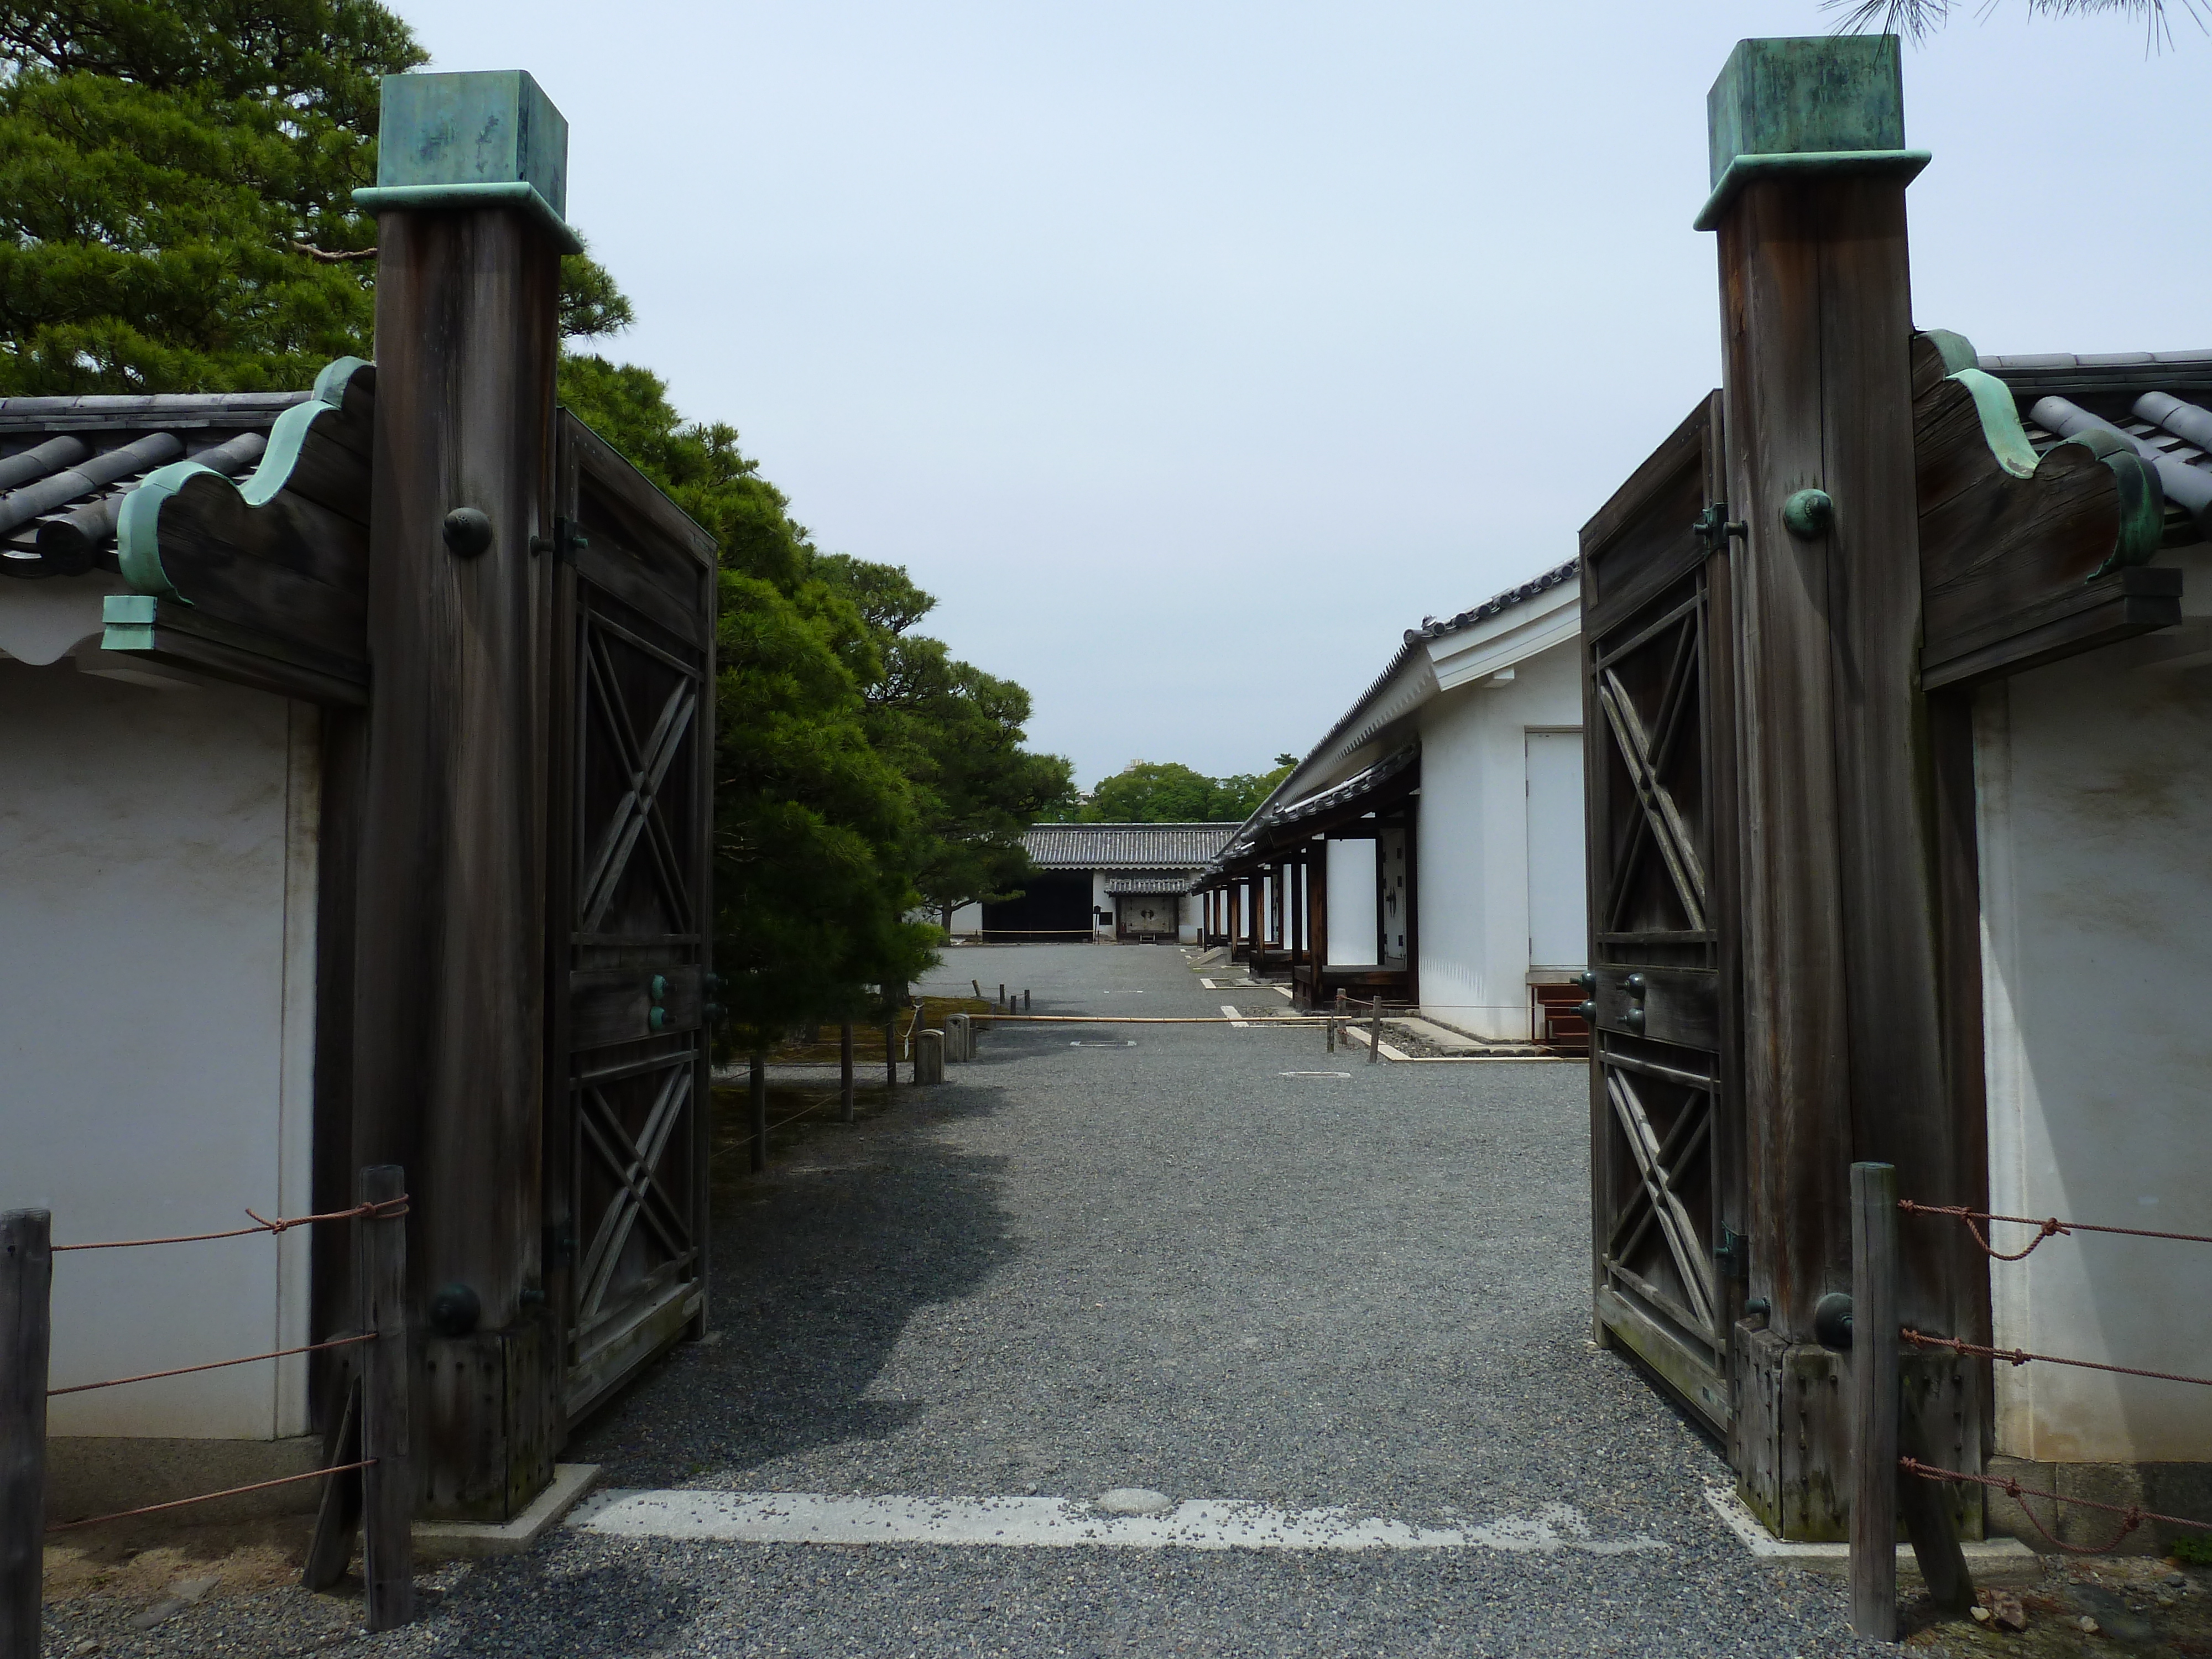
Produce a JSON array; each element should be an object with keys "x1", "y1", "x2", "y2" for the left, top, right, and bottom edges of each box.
[
  {"x1": 1694, "y1": 36, "x2": 1928, "y2": 231},
  {"x1": 353, "y1": 70, "x2": 582, "y2": 253}
]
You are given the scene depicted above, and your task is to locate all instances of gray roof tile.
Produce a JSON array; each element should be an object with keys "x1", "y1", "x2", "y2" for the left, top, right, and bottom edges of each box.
[
  {"x1": 1023, "y1": 823, "x2": 1239, "y2": 869},
  {"x1": 0, "y1": 392, "x2": 305, "y2": 580}
]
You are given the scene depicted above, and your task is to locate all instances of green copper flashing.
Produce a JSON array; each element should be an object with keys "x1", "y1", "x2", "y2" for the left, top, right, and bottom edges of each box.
[
  {"x1": 1922, "y1": 328, "x2": 1979, "y2": 375},
  {"x1": 100, "y1": 592, "x2": 157, "y2": 653},
  {"x1": 117, "y1": 357, "x2": 372, "y2": 597},
  {"x1": 1693, "y1": 148, "x2": 1929, "y2": 231},
  {"x1": 351, "y1": 181, "x2": 582, "y2": 253},
  {"x1": 1696, "y1": 35, "x2": 1926, "y2": 229},
  {"x1": 353, "y1": 70, "x2": 580, "y2": 252}
]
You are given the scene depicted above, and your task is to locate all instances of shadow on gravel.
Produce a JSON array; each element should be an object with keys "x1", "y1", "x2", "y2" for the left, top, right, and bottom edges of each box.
[
  {"x1": 419, "y1": 1556, "x2": 709, "y2": 1656},
  {"x1": 566, "y1": 1077, "x2": 1016, "y2": 1488}
]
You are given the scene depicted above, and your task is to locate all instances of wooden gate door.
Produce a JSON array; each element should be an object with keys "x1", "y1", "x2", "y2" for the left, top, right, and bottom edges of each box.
[
  {"x1": 544, "y1": 412, "x2": 719, "y2": 1425},
  {"x1": 1577, "y1": 392, "x2": 1744, "y2": 1430}
]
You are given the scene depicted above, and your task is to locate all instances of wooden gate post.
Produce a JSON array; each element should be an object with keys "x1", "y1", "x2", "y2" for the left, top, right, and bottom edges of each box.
[
  {"x1": 1701, "y1": 38, "x2": 1971, "y2": 1538},
  {"x1": 358, "y1": 1166, "x2": 415, "y2": 1632},
  {"x1": 1, "y1": 1209, "x2": 51, "y2": 1659},
  {"x1": 351, "y1": 71, "x2": 578, "y2": 1520}
]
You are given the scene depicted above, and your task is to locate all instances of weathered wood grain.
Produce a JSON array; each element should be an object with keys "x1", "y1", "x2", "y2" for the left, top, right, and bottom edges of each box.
[
  {"x1": 353, "y1": 204, "x2": 561, "y2": 1520},
  {"x1": 1850, "y1": 1163, "x2": 1900, "y2": 1638},
  {"x1": 1717, "y1": 176, "x2": 1868, "y2": 1349},
  {"x1": 0, "y1": 1209, "x2": 50, "y2": 1659},
  {"x1": 358, "y1": 1166, "x2": 414, "y2": 1631}
]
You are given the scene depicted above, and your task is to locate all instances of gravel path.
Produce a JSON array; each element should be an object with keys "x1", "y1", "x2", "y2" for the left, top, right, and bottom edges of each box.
[{"x1": 41, "y1": 941, "x2": 1902, "y2": 1656}]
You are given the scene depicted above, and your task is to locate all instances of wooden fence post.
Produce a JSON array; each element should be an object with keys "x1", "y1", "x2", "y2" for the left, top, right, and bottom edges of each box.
[
  {"x1": 358, "y1": 1166, "x2": 415, "y2": 1632},
  {"x1": 883, "y1": 1015, "x2": 898, "y2": 1090},
  {"x1": 915, "y1": 1030, "x2": 946, "y2": 1085},
  {"x1": 748, "y1": 1052, "x2": 768, "y2": 1173},
  {"x1": 839, "y1": 1022, "x2": 855, "y2": 1124},
  {"x1": 1, "y1": 1209, "x2": 51, "y2": 1659},
  {"x1": 1369, "y1": 996, "x2": 1382, "y2": 1065},
  {"x1": 1850, "y1": 1161, "x2": 1898, "y2": 1640}
]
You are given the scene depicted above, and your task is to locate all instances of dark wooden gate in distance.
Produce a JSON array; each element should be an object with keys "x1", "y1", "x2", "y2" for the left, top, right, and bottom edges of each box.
[
  {"x1": 544, "y1": 413, "x2": 719, "y2": 1425},
  {"x1": 1578, "y1": 392, "x2": 1744, "y2": 1431}
]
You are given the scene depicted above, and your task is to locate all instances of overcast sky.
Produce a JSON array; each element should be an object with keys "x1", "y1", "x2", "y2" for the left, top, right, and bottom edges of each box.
[{"x1": 391, "y1": 1, "x2": 2204, "y2": 788}]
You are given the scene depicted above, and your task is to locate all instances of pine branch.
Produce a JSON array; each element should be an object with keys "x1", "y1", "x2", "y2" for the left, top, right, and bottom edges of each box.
[
  {"x1": 1827, "y1": 0, "x2": 2205, "y2": 48},
  {"x1": 288, "y1": 239, "x2": 377, "y2": 263}
]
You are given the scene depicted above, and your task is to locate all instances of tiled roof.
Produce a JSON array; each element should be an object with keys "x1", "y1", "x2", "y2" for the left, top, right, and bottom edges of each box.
[
  {"x1": 0, "y1": 392, "x2": 315, "y2": 578},
  {"x1": 1271, "y1": 743, "x2": 1418, "y2": 826},
  {"x1": 1403, "y1": 557, "x2": 1580, "y2": 645},
  {"x1": 1978, "y1": 352, "x2": 2212, "y2": 546},
  {"x1": 1102, "y1": 874, "x2": 1193, "y2": 895},
  {"x1": 1023, "y1": 823, "x2": 1239, "y2": 869}
]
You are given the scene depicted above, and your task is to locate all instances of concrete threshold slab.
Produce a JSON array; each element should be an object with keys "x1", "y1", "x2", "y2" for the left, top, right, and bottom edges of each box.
[
  {"x1": 1702, "y1": 1484, "x2": 2039, "y2": 1584},
  {"x1": 415, "y1": 1463, "x2": 602, "y2": 1560},
  {"x1": 570, "y1": 1490, "x2": 1670, "y2": 1555}
]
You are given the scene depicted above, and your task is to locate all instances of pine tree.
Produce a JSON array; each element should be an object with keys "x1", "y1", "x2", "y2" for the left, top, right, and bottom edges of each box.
[{"x1": 0, "y1": 0, "x2": 629, "y2": 394}]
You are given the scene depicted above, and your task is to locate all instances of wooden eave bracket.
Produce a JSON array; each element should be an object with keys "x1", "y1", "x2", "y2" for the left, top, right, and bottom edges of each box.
[
  {"x1": 100, "y1": 591, "x2": 368, "y2": 706},
  {"x1": 106, "y1": 357, "x2": 374, "y2": 702},
  {"x1": 1914, "y1": 330, "x2": 2178, "y2": 690}
]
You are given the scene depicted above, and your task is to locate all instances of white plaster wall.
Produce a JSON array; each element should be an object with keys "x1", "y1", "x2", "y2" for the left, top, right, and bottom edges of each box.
[
  {"x1": 1412, "y1": 638, "x2": 1584, "y2": 1040},
  {"x1": 947, "y1": 902, "x2": 982, "y2": 934},
  {"x1": 0, "y1": 659, "x2": 317, "y2": 1440},
  {"x1": 1090, "y1": 869, "x2": 1112, "y2": 937},
  {"x1": 1976, "y1": 615, "x2": 2212, "y2": 1463},
  {"x1": 1177, "y1": 893, "x2": 1198, "y2": 945},
  {"x1": 1326, "y1": 839, "x2": 1378, "y2": 965}
]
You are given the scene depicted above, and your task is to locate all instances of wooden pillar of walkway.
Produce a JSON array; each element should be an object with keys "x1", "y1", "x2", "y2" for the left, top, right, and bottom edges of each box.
[
  {"x1": 351, "y1": 71, "x2": 577, "y2": 1520},
  {"x1": 1702, "y1": 37, "x2": 1977, "y2": 1539}
]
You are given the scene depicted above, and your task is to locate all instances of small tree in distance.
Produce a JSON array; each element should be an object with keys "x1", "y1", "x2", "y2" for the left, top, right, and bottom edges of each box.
[{"x1": 1047, "y1": 757, "x2": 1300, "y2": 824}]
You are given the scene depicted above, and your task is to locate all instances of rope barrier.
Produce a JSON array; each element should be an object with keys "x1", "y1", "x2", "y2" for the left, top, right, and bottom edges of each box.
[
  {"x1": 44, "y1": 1460, "x2": 376, "y2": 1534},
  {"x1": 1900, "y1": 1458, "x2": 2212, "y2": 1556},
  {"x1": 1900, "y1": 1199, "x2": 2212, "y2": 1259},
  {"x1": 54, "y1": 1196, "x2": 410, "y2": 1253},
  {"x1": 989, "y1": 1014, "x2": 1331, "y2": 1025},
  {"x1": 48, "y1": 1332, "x2": 376, "y2": 1397},
  {"x1": 1901, "y1": 1327, "x2": 2212, "y2": 1390}
]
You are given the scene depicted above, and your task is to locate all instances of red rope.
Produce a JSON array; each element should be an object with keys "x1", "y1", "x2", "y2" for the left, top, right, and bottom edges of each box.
[
  {"x1": 1900, "y1": 1199, "x2": 2212, "y2": 1257},
  {"x1": 44, "y1": 1460, "x2": 374, "y2": 1533},
  {"x1": 1900, "y1": 1458, "x2": 2212, "y2": 1556},
  {"x1": 1903, "y1": 1326, "x2": 2212, "y2": 1390},
  {"x1": 53, "y1": 1196, "x2": 409, "y2": 1252},
  {"x1": 48, "y1": 1332, "x2": 375, "y2": 1397}
]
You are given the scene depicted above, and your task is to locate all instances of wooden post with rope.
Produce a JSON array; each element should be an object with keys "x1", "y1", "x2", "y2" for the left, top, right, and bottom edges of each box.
[
  {"x1": 1, "y1": 1208, "x2": 51, "y2": 1659},
  {"x1": 748, "y1": 1052, "x2": 768, "y2": 1173},
  {"x1": 358, "y1": 1166, "x2": 415, "y2": 1633},
  {"x1": 1369, "y1": 996, "x2": 1382, "y2": 1065},
  {"x1": 1849, "y1": 1161, "x2": 1898, "y2": 1640},
  {"x1": 839, "y1": 1022, "x2": 856, "y2": 1124}
]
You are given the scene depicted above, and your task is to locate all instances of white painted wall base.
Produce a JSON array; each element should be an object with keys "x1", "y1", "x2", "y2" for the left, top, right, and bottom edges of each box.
[
  {"x1": 0, "y1": 659, "x2": 318, "y2": 1440},
  {"x1": 1976, "y1": 613, "x2": 2212, "y2": 1464}
]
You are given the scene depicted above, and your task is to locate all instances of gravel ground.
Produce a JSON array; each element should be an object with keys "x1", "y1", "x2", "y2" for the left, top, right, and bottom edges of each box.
[{"x1": 44, "y1": 941, "x2": 1939, "y2": 1656}]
